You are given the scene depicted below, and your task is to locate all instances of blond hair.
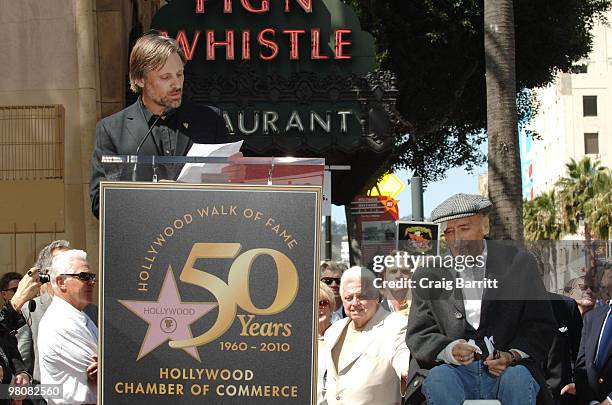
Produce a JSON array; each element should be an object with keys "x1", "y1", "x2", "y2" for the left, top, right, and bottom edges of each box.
[
  {"x1": 319, "y1": 282, "x2": 337, "y2": 312},
  {"x1": 129, "y1": 33, "x2": 186, "y2": 93}
]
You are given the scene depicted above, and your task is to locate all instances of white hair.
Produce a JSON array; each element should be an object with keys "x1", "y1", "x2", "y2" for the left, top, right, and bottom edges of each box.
[
  {"x1": 340, "y1": 266, "x2": 378, "y2": 297},
  {"x1": 49, "y1": 249, "x2": 87, "y2": 289}
]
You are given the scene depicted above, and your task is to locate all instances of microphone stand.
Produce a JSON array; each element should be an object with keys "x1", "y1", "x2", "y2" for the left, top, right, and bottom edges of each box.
[{"x1": 132, "y1": 113, "x2": 163, "y2": 182}]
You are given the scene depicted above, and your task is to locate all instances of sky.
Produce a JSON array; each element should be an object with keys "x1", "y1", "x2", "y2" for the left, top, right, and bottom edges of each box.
[{"x1": 331, "y1": 142, "x2": 488, "y2": 223}]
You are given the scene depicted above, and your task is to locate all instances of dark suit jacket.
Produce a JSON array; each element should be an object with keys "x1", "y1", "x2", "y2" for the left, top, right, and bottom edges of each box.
[
  {"x1": 89, "y1": 99, "x2": 230, "y2": 217},
  {"x1": 576, "y1": 303, "x2": 612, "y2": 403},
  {"x1": 544, "y1": 293, "x2": 582, "y2": 405},
  {"x1": 405, "y1": 241, "x2": 556, "y2": 404}
]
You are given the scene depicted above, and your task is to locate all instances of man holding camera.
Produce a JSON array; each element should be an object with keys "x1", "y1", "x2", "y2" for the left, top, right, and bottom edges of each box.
[{"x1": 0, "y1": 268, "x2": 41, "y2": 404}]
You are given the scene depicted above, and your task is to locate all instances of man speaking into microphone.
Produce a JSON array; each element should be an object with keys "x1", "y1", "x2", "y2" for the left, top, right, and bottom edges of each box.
[{"x1": 89, "y1": 32, "x2": 232, "y2": 218}]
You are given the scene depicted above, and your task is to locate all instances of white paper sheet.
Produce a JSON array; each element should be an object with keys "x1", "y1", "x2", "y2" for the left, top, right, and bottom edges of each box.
[{"x1": 177, "y1": 140, "x2": 243, "y2": 183}]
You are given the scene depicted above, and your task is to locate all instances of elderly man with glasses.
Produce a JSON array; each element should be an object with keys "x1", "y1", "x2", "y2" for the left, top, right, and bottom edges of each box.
[
  {"x1": 564, "y1": 276, "x2": 596, "y2": 317},
  {"x1": 321, "y1": 266, "x2": 409, "y2": 405},
  {"x1": 39, "y1": 250, "x2": 98, "y2": 405},
  {"x1": 406, "y1": 193, "x2": 556, "y2": 405}
]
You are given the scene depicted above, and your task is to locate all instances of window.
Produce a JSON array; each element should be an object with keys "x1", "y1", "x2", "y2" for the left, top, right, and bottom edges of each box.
[
  {"x1": 583, "y1": 96, "x2": 598, "y2": 117},
  {"x1": 570, "y1": 64, "x2": 588, "y2": 74},
  {"x1": 0, "y1": 105, "x2": 64, "y2": 180},
  {"x1": 584, "y1": 133, "x2": 599, "y2": 155}
]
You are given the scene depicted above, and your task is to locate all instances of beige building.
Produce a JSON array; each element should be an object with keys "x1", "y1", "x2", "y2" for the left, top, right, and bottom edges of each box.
[
  {"x1": 0, "y1": 0, "x2": 165, "y2": 280},
  {"x1": 529, "y1": 11, "x2": 612, "y2": 196}
]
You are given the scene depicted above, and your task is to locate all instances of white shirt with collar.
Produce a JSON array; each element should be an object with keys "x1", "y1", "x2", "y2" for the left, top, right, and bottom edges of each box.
[
  {"x1": 39, "y1": 296, "x2": 98, "y2": 404},
  {"x1": 462, "y1": 240, "x2": 488, "y2": 330}
]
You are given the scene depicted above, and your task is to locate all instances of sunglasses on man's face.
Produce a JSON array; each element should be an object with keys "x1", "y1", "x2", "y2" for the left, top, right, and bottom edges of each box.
[
  {"x1": 61, "y1": 272, "x2": 97, "y2": 282},
  {"x1": 321, "y1": 277, "x2": 341, "y2": 286},
  {"x1": 2, "y1": 287, "x2": 18, "y2": 294}
]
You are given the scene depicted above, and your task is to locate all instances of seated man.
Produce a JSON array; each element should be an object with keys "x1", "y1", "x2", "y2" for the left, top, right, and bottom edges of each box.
[
  {"x1": 39, "y1": 250, "x2": 98, "y2": 405},
  {"x1": 575, "y1": 260, "x2": 612, "y2": 405},
  {"x1": 564, "y1": 276, "x2": 596, "y2": 317},
  {"x1": 406, "y1": 193, "x2": 556, "y2": 405},
  {"x1": 322, "y1": 266, "x2": 409, "y2": 405},
  {"x1": 544, "y1": 292, "x2": 582, "y2": 405}
]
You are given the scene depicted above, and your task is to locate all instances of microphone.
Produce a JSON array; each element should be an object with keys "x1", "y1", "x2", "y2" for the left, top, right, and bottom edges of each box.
[{"x1": 132, "y1": 112, "x2": 164, "y2": 182}]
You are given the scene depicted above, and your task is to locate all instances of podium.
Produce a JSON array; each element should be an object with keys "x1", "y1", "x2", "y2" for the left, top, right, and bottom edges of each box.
[
  {"x1": 98, "y1": 155, "x2": 323, "y2": 405},
  {"x1": 100, "y1": 155, "x2": 325, "y2": 185}
]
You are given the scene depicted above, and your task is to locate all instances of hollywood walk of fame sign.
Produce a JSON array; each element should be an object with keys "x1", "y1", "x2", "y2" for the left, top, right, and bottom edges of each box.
[{"x1": 99, "y1": 182, "x2": 321, "y2": 404}]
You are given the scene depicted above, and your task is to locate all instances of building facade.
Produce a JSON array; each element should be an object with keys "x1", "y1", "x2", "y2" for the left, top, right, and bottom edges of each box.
[
  {"x1": 529, "y1": 11, "x2": 612, "y2": 197},
  {"x1": 0, "y1": 0, "x2": 165, "y2": 278}
]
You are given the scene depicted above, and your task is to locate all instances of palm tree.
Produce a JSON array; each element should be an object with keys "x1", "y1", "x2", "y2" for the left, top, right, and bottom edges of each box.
[
  {"x1": 523, "y1": 191, "x2": 562, "y2": 241},
  {"x1": 485, "y1": 0, "x2": 523, "y2": 240},
  {"x1": 556, "y1": 157, "x2": 608, "y2": 235},
  {"x1": 523, "y1": 191, "x2": 563, "y2": 290},
  {"x1": 556, "y1": 157, "x2": 609, "y2": 275},
  {"x1": 584, "y1": 168, "x2": 612, "y2": 241}
]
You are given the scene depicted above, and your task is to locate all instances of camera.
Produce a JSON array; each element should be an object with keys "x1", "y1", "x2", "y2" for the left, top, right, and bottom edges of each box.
[{"x1": 39, "y1": 273, "x2": 51, "y2": 284}]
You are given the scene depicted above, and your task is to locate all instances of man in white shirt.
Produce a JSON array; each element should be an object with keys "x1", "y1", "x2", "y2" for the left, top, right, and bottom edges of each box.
[{"x1": 39, "y1": 250, "x2": 98, "y2": 405}]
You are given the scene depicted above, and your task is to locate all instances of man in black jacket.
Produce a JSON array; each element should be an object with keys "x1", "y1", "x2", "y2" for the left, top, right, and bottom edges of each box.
[
  {"x1": 89, "y1": 33, "x2": 232, "y2": 218},
  {"x1": 0, "y1": 267, "x2": 41, "y2": 401},
  {"x1": 544, "y1": 292, "x2": 583, "y2": 405},
  {"x1": 575, "y1": 260, "x2": 612, "y2": 405},
  {"x1": 0, "y1": 272, "x2": 32, "y2": 389},
  {"x1": 406, "y1": 193, "x2": 556, "y2": 405}
]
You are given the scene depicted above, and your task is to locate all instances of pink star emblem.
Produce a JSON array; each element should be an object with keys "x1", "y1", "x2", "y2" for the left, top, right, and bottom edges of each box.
[{"x1": 119, "y1": 266, "x2": 217, "y2": 361}]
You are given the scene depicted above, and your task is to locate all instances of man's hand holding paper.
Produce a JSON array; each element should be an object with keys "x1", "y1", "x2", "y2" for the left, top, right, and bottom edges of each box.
[{"x1": 177, "y1": 141, "x2": 244, "y2": 183}]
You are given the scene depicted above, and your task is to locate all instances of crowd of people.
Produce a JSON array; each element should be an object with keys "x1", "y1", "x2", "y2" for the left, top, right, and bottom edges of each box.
[
  {"x1": 0, "y1": 194, "x2": 609, "y2": 405},
  {"x1": 317, "y1": 193, "x2": 612, "y2": 405},
  {"x1": 57, "y1": 30, "x2": 611, "y2": 405},
  {"x1": 0, "y1": 241, "x2": 98, "y2": 404}
]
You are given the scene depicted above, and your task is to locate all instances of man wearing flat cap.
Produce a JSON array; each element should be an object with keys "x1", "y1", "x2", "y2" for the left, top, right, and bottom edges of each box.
[{"x1": 406, "y1": 193, "x2": 556, "y2": 405}]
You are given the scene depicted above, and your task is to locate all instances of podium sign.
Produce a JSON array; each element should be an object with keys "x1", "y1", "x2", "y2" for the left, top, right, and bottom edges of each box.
[{"x1": 99, "y1": 183, "x2": 321, "y2": 404}]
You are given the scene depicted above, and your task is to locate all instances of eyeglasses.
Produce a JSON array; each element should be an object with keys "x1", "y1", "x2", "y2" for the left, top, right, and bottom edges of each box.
[
  {"x1": 321, "y1": 277, "x2": 341, "y2": 286},
  {"x1": 319, "y1": 299, "x2": 330, "y2": 308},
  {"x1": 61, "y1": 272, "x2": 97, "y2": 282},
  {"x1": 2, "y1": 287, "x2": 17, "y2": 293}
]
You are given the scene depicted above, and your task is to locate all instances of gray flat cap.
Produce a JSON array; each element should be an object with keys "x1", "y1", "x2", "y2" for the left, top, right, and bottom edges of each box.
[{"x1": 430, "y1": 193, "x2": 492, "y2": 224}]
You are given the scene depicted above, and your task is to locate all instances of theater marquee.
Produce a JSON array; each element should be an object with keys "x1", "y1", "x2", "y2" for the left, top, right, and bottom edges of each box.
[{"x1": 149, "y1": 0, "x2": 396, "y2": 152}]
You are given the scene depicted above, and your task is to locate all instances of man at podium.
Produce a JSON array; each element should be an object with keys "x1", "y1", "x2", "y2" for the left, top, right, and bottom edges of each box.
[{"x1": 89, "y1": 32, "x2": 231, "y2": 218}]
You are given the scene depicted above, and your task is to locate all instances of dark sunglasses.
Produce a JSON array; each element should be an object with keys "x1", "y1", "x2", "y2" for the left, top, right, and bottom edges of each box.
[
  {"x1": 2, "y1": 287, "x2": 18, "y2": 293},
  {"x1": 61, "y1": 272, "x2": 97, "y2": 282},
  {"x1": 321, "y1": 277, "x2": 340, "y2": 286},
  {"x1": 319, "y1": 299, "x2": 330, "y2": 308}
]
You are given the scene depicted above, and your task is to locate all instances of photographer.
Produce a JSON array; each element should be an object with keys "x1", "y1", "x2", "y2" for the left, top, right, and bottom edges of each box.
[
  {"x1": 0, "y1": 268, "x2": 41, "y2": 336},
  {"x1": 0, "y1": 268, "x2": 41, "y2": 405}
]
